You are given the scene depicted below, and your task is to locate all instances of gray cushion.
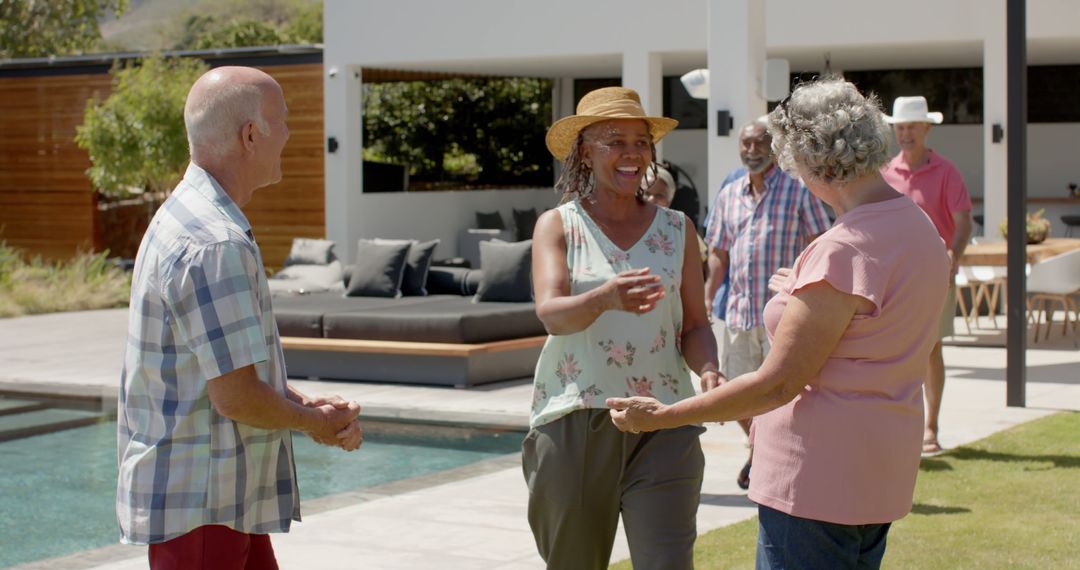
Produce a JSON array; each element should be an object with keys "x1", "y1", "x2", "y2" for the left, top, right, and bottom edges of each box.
[
  {"x1": 269, "y1": 261, "x2": 345, "y2": 296},
  {"x1": 374, "y1": 238, "x2": 440, "y2": 296},
  {"x1": 284, "y1": 238, "x2": 335, "y2": 266},
  {"x1": 272, "y1": 292, "x2": 344, "y2": 337},
  {"x1": 322, "y1": 296, "x2": 544, "y2": 343},
  {"x1": 345, "y1": 239, "x2": 410, "y2": 298},
  {"x1": 475, "y1": 210, "x2": 506, "y2": 230},
  {"x1": 513, "y1": 207, "x2": 539, "y2": 241},
  {"x1": 427, "y1": 267, "x2": 483, "y2": 296},
  {"x1": 474, "y1": 239, "x2": 532, "y2": 302}
]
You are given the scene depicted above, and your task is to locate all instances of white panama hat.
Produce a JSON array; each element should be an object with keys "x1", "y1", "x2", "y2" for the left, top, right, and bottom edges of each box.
[{"x1": 883, "y1": 96, "x2": 943, "y2": 124}]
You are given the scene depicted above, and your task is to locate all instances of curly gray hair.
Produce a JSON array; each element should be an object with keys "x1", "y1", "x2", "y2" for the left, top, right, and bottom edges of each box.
[{"x1": 767, "y1": 78, "x2": 891, "y2": 186}]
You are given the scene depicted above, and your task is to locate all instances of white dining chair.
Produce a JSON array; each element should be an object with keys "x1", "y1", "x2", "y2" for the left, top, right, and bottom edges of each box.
[
  {"x1": 1026, "y1": 249, "x2": 1080, "y2": 346},
  {"x1": 961, "y1": 237, "x2": 1008, "y2": 330}
]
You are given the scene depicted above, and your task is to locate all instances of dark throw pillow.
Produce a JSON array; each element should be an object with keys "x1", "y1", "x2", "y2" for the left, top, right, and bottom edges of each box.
[
  {"x1": 284, "y1": 238, "x2": 335, "y2": 266},
  {"x1": 512, "y1": 207, "x2": 539, "y2": 241},
  {"x1": 393, "y1": 238, "x2": 438, "y2": 295},
  {"x1": 345, "y1": 239, "x2": 411, "y2": 298},
  {"x1": 474, "y1": 239, "x2": 532, "y2": 302},
  {"x1": 475, "y1": 210, "x2": 506, "y2": 230}
]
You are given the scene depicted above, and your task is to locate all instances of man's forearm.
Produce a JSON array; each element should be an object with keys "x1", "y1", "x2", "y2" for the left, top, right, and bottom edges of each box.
[
  {"x1": 704, "y1": 249, "x2": 729, "y2": 308},
  {"x1": 209, "y1": 366, "x2": 317, "y2": 433},
  {"x1": 951, "y1": 212, "x2": 973, "y2": 257}
]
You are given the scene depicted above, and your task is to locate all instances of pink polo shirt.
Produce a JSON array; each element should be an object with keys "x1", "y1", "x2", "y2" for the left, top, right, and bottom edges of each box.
[
  {"x1": 751, "y1": 196, "x2": 949, "y2": 525},
  {"x1": 881, "y1": 150, "x2": 972, "y2": 246}
]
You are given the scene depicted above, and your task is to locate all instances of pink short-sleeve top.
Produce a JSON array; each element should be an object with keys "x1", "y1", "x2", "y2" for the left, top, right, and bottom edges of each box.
[{"x1": 750, "y1": 196, "x2": 950, "y2": 525}]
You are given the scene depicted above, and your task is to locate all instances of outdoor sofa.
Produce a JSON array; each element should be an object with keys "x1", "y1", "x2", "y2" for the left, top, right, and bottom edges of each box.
[{"x1": 270, "y1": 238, "x2": 545, "y2": 387}]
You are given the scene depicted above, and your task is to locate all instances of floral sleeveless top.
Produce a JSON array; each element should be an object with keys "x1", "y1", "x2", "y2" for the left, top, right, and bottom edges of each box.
[{"x1": 530, "y1": 200, "x2": 695, "y2": 428}]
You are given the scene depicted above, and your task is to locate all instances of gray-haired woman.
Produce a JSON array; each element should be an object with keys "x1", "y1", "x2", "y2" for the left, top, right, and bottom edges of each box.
[
  {"x1": 525, "y1": 86, "x2": 719, "y2": 569},
  {"x1": 608, "y1": 78, "x2": 950, "y2": 569}
]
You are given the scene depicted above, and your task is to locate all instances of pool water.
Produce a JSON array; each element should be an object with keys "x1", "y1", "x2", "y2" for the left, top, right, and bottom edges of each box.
[{"x1": 0, "y1": 419, "x2": 522, "y2": 568}]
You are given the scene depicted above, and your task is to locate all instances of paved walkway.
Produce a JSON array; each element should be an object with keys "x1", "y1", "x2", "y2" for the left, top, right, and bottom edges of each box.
[{"x1": 1, "y1": 308, "x2": 1077, "y2": 569}]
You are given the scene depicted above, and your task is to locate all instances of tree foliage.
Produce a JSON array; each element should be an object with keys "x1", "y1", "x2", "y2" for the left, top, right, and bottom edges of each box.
[
  {"x1": 75, "y1": 55, "x2": 208, "y2": 197},
  {"x1": 363, "y1": 78, "x2": 553, "y2": 187},
  {"x1": 0, "y1": 0, "x2": 127, "y2": 58},
  {"x1": 171, "y1": 0, "x2": 321, "y2": 50}
]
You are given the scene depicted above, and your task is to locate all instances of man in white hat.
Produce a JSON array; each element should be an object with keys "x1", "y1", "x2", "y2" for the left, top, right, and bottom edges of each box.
[{"x1": 881, "y1": 95, "x2": 973, "y2": 455}]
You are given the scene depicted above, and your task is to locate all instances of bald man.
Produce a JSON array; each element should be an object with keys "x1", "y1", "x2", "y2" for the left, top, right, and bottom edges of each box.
[{"x1": 117, "y1": 67, "x2": 362, "y2": 569}]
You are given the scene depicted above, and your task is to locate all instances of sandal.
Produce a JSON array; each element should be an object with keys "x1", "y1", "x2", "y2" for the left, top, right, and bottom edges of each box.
[
  {"x1": 922, "y1": 438, "x2": 943, "y2": 456},
  {"x1": 736, "y1": 460, "x2": 751, "y2": 490}
]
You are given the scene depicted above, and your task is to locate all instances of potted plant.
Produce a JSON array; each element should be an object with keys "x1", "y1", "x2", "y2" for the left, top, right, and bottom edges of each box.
[{"x1": 999, "y1": 209, "x2": 1052, "y2": 244}]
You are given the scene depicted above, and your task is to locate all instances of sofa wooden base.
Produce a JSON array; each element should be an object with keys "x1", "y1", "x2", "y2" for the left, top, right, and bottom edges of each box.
[{"x1": 280, "y1": 335, "x2": 546, "y2": 387}]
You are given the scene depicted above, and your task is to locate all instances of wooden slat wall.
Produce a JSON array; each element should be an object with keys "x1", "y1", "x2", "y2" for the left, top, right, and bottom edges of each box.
[
  {"x1": 0, "y1": 62, "x2": 325, "y2": 267},
  {"x1": 247, "y1": 63, "x2": 326, "y2": 268},
  {"x1": 0, "y1": 74, "x2": 112, "y2": 258}
]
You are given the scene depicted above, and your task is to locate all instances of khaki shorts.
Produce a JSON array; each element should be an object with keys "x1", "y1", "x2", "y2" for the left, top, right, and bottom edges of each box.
[
  {"x1": 716, "y1": 323, "x2": 771, "y2": 379},
  {"x1": 938, "y1": 286, "x2": 957, "y2": 339}
]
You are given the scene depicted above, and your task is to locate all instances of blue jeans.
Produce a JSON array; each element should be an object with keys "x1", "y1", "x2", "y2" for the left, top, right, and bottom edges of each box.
[{"x1": 756, "y1": 505, "x2": 891, "y2": 570}]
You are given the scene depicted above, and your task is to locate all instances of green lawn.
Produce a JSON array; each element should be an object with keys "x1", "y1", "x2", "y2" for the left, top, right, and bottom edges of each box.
[{"x1": 612, "y1": 412, "x2": 1080, "y2": 569}]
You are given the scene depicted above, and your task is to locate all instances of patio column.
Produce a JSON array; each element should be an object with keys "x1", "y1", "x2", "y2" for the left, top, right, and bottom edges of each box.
[
  {"x1": 622, "y1": 50, "x2": 664, "y2": 159},
  {"x1": 1005, "y1": 0, "x2": 1027, "y2": 407},
  {"x1": 983, "y1": 1, "x2": 1008, "y2": 237},
  {"x1": 324, "y1": 64, "x2": 365, "y2": 263},
  {"x1": 705, "y1": 0, "x2": 766, "y2": 205}
]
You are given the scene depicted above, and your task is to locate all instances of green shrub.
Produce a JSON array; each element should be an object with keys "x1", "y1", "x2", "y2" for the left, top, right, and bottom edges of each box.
[{"x1": 75, "y1": 54, "x2": 208, "y2": 198}]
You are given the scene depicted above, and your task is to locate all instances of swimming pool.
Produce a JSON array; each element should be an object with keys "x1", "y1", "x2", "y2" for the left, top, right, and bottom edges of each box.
[{"x1": 0, "y1": 413, "x2": 523, "y2": 568}]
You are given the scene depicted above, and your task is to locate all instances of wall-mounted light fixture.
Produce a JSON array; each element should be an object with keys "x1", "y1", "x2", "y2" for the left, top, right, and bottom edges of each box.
[{"x1": 717, "y1": 110, "x2": 733, "y2": 137}]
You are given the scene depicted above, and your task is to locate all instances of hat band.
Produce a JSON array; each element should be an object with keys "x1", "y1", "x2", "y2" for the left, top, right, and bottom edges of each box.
[{"x1": 578, "y1": 99, "x2": 648, "y2": 119}]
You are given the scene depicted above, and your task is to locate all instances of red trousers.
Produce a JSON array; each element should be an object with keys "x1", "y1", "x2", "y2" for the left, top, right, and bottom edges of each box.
[{"x1": 148, "y1": 525, "x2": 279, "y2": 570}]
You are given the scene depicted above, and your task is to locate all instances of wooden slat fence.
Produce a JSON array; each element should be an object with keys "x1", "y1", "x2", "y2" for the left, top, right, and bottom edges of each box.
[{"x1": 0, "y1": 62, "x2": 326, "y2": 268}]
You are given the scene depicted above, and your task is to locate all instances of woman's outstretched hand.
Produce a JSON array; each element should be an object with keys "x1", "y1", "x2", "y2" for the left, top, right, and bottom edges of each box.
[
  {"x1": 767, "y1": 267, "x2": 792, "y2": 294},
  {"x1": 603, "y1": 268, "x2": 665, "y2": 314},
  {"x1": 607, "y1": 396, "x2": 668, "y2": 433}
]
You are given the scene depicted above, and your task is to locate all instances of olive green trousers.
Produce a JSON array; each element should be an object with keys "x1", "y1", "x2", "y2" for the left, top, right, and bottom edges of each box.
[{"x1": 522, "y1": 409, "x2": 706, "y2": 570}]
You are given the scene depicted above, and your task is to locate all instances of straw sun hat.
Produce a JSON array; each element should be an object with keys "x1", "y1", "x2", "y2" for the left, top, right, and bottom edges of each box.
[{"x1": 545, "y1": 87, "x2": 678, "y2": 160}]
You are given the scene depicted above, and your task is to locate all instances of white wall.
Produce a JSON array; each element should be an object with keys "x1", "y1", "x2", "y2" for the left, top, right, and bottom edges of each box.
[
  {"x1": 324, "y1": 0, "x2": 707, "y2": 69},
  {"x1": 663, "y1": 128, "x2": 709, "y2": 221}
]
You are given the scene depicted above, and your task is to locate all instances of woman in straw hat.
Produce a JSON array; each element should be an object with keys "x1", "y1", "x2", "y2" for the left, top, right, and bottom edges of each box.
[
  {"x1": 607, "y1": 78, "x2": 950, "y2": 569},
  {"x1": 524, "y1": 87, "x2": 719, "y2": 569}
]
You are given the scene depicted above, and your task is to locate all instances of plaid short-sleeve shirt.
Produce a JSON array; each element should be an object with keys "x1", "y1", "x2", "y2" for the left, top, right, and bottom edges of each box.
[
  {"x1": 704, "y1": 166, "x2": 831, "y2": 330},
  {"x1": 117, "y1": 163, "x2": 299, "y2": 545}
]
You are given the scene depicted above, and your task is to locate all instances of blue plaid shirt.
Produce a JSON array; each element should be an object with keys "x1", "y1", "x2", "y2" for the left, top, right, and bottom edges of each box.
[
  {"x1": 704, "y1": 166, "x2": 831, "y2": 330},
  {"x1": 117, "y1": 163, "x2": 299, "y2": 544}
]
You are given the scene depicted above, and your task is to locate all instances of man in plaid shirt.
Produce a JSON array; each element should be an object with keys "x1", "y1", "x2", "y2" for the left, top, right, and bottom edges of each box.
[
  {"x1": 703, "y1": 118, "x2": 831, "y2": 490},
  {"x1": 117, "y1": 67, "x2": 362, "y2": 569}
]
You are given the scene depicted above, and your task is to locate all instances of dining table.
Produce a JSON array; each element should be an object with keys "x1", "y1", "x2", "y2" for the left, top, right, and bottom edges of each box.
[{"x1": 960, "y1": 237, "x2": 1080, "y2": 266}]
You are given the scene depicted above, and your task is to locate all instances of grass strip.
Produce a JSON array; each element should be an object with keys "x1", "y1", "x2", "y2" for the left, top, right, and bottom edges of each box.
[{"x1": 612, "y1": 411, "x2": 1080, "y2": 569}]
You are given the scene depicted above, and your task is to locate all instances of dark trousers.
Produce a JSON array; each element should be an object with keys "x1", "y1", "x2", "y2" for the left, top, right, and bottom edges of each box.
[
  {"x1": 756, "y1": 505, "x2": 891, "y2": 570},
  {"x1": 148, "y1": 524, "x2": 279, "y2": 570},
  {"x1": 522, "y1": 409, "x2": 706, "y2": 570}
]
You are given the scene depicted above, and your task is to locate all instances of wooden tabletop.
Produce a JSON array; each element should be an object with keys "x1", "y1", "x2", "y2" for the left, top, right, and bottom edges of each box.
[{"x1": 960, "y1": 238, "x2": 1080, "y2": 266}]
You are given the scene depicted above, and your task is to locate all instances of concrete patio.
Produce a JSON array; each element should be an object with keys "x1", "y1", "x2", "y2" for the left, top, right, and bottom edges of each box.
[{"x1": 1, "y1": 308, "x2": 1077, "y2": 569}]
